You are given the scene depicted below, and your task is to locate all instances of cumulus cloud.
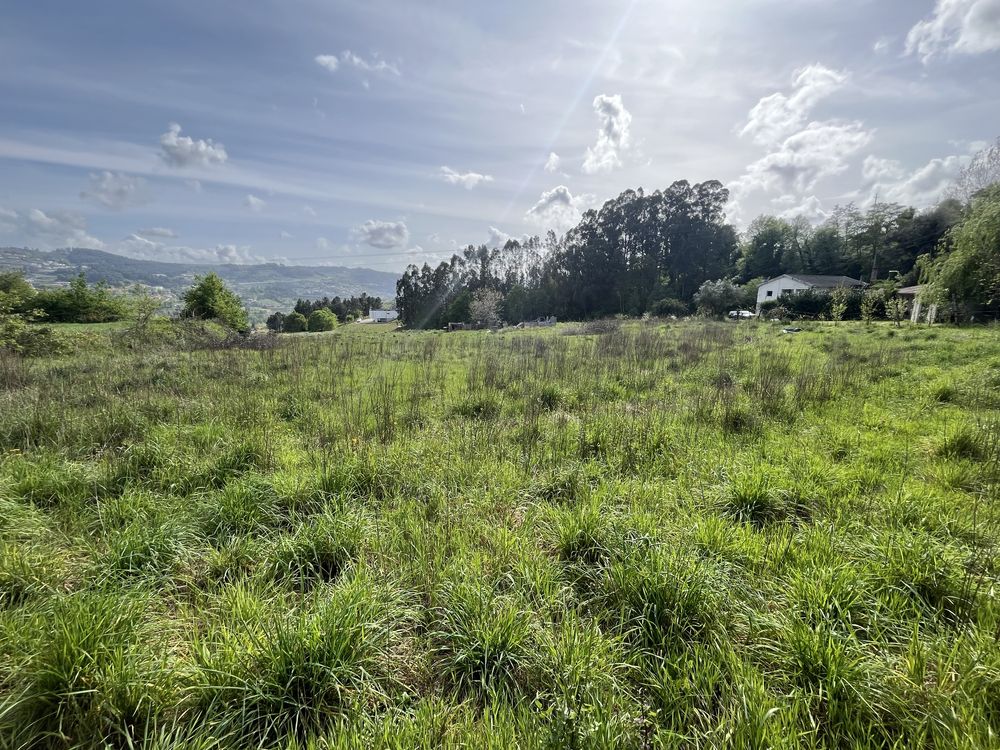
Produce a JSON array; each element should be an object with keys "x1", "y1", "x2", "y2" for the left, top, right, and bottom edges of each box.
[
  {"x1": 0, "y1": 207, "x2": 104, "y2": 249},
  {"x1": 740, "y1": 64, "x2": 848, "y2": 146},
  {"x1": 315, "y1": 51, "x2": 400, "y2": 77},
  {"x1": 244, "y1": 194, "x2": 266, "y2": 212},
  {"x1": 906, "y1": 0, "x2": 1000, "y2": 63},
  {"x1": 353, "y1": 219, "x2": 409, "y2": 249},
  {"x1": 735, "y1": 121, "x2": 872, "y2": 199},
  {"x1": 487, "y1": 226, "x2": 510, "y2": 248},
  {"x1": 159, "y1": 123, "x2": 228, "y2": 168},
  {"x1": 861, "y1": 155, "x2": 906, "y2": 183},
  {"x1": 136, "y1": 227, "x2": 177, "y2": 239},
  {"x1": 525, "y1": 185, "x2": 594, "y2": 231},
  {"x1": 863, "y1": 152, "x2": 970, "y2": 206},
  {"x1": 438, "y1": 166, "x2": 494, "y2": 190},
  {"x1": 582, "y1": 94, "x2": 632, "y2": 174},
  {"x1": 730, "y1": 65, "x2": 870, "y2": 221},
  {"x1": 79, "y1": 171, "x2": 148, "y2": 210},
  {"x1": 544, "y1": 152, "x2": 561, "y2": 173},
  {"x1": 775, "y1": 194, "x2": 830, "y2": 223}
]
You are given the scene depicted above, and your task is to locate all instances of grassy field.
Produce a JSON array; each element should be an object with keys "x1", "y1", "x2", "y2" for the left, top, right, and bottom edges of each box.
[{"x1": 1, "y1": 319, "x2": 999, "y2": 748}]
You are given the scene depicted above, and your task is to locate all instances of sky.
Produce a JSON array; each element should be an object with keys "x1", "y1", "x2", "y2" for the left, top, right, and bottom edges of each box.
[{"x1": 1, "y1": 0, "x2": 998, "y2": 272}]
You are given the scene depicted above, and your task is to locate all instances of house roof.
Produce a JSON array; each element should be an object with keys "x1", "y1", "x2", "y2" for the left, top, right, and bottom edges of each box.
[
  {"x1": 897, "y1": 285, "x2": 923, "y2": 295},
  {"x1": 773, "y1": 274, "x2": 865, "y2": 288}
]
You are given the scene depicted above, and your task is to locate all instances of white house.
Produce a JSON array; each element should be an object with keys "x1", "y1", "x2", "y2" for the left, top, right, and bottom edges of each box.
[
  {"x1": 756, "y1": 274, "x2": 864, "y2": 310},
  {"x1": 370, "y1": 309, "x2": 399, "y2": 323}
]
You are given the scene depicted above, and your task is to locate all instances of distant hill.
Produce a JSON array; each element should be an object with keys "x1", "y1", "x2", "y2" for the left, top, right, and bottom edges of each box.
[{"x1": 0, "y1": 247, "x2": 399, "y2": 321}]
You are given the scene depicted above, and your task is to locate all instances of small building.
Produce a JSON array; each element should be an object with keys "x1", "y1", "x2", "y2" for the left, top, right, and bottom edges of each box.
[
  {"x1": 370, "y1": 309, "x2": 399, "y2": 323},
  {"x1": 898, "y1": 285, "x2": 937, "y2": 324},
  {"x1": 756, "y1": 274, "x2": 864, "y2": 310}
]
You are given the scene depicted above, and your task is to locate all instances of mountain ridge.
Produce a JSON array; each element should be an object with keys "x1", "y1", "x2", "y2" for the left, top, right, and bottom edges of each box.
[{"x1": 0, "y1": 246, "x2": 399, "y2": 319}]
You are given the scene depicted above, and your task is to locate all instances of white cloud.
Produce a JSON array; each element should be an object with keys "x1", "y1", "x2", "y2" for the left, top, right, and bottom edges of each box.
[
  {"x1": 0, "y1": 207, "x2": 105, "y2": 249},
  {"x1": 776, "y1": 194, "x2": 829, "y2": 223},
  {"x1": 864, "y1": 153, "x2": 969, "y2": 206},
  {"x1": 353, "y1": 219, "x2": 409, "y2": 249},
  {"x1": 737, "y1": 120, "x2": 872, "y2": 197},
  {"x1": 544, "y1": 152, "x2": 561, "y2": 173},
  {"x1": 159, "y1": 123, "x2": 228, "y2": 168},
  {"x1": 79, "y1": 171, "x2": 148, "y2": 210},
  {"x1": 302, "y1": 205, "x2": 317, "y2": 217},
  {"x1": 740, "y1": 64, "x2": 848, "y2": 147},
  {"x1": 487, "y1": 226, "x2": 510, "y2": 248},
  {"x1": 244, "y1": 193, "x2": 266, "y2": 212},
  {"x1": 137, "y1": 226, "x2": 177, "y2": 239},
  {"x1": 730, "y1": 65, "x2": 871, "y2": 222},
  {"x1": 316, "y1": 236, "x2": 330, "y2": 250},
  {"x1": 525, "y1": 185, "x2": 593, "y2": 232},
  {"x1": 582, "y1": 94, "x2": 632, "y2": 174},
  {"x1": 906, "y1": 0, "x2": 1000, "y2": 63},
  {"x1": 438, "y1": 166, "x2": 494, "y2": 190},
  {"x1": 315, "y1": 51, "x2": 400, "y2": 77},
  {"x1": 314, "y1": 54, "x2": 340, "y2": 73},
  {"x1": 280, "y1": 230, "x2": 294, "y2": 239},
  {"x1": 861, "y1": 155, "x2": 906, "y2": 183}
]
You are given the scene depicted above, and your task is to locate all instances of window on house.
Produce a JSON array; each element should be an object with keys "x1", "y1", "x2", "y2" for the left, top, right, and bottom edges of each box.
[{"x1": 766, "y1": 290, "x2": 773, "y2": 297}]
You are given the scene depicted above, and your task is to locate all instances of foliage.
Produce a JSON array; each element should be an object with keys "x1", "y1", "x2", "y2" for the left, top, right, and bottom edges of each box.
[
  {"x1": 181, "y1": 272, "x2": 249, "y2": 332},
  {"x1": 886, "y1": 296, "x2": 908, "y2": 326},
  {"x1": 861, "y1": 288, "x2": 885, "y2": 324},
  {"x1": 293, "y1": 294, "x2": 382, "y2": 322},
  {"x1": 649, "y1": 296, "x2": 689, "y2": 317},
  {"x1": 923, "y1": 185, "x2": 1000, "y2": 321},
  {"x1": 0, "y1": 272, "x2": 60, "y2": 356},
  {"x1": 282, "y1": 311, "x2": 308, "y2": 333},
  {"x1": 469, "y1": 288, "x2": 504, "y2": 326},
  {"x1": 265, "y1": 311, "x2": 286, "y2": 332},
  {"x1": 307, "y1": 308, "x2": 339, "y2": 332},
  {"x1": 693, "y1": 278, "x2": 753, "y2": 317},
  {"x1": 31, "y1": 273, "x2": 132, "y2": 323}
]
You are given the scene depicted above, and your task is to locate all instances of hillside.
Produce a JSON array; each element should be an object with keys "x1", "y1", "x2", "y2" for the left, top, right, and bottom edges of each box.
[{"x1": 0, "y1": 247, "x2": 399, "y2": 319}]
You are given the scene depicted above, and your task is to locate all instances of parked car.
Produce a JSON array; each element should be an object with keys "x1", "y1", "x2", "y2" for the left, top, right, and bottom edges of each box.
[{"x1": 728, "y1": 310, "x2": 755, "y2": 320}]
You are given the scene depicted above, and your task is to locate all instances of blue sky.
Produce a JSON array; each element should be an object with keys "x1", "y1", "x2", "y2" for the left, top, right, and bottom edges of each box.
[{"x1": 1, "y1": 0, "x2": 998, "y2": 271}]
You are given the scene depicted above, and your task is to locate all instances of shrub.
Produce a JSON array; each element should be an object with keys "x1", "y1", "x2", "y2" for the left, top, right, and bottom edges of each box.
[
  {"x1": 283, "y1": 311, "x2": 308, "y2": 333},
  {"x1": 181, "y1": 273, "x2": 249, "y2": 333},
  {"x1": 307, "y1": 308, "x2": 339, "y2": 332},
  {"x1": 649, "y1": 297, "x2": 689, "y2": 317}
]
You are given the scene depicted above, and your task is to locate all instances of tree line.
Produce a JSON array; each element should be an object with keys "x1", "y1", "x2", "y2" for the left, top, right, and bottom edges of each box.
[
  {"x1": 264, "y1": 294, "x2": 382, "y2": 334},
  {"x1": 396, "y1": 139, "x2": 1000, "y2": 326}
]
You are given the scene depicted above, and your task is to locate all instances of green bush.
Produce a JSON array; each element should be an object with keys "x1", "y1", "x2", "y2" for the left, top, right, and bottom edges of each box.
[
  {"x1": 283, "y1": 311, "x2": 308, "y2": 332},
  {"x1": 181, "y1": 273, "x2": 249, "y2": 333},
  {"x1": 307, "y1": 308, "x2": 339, "y2": 332}
]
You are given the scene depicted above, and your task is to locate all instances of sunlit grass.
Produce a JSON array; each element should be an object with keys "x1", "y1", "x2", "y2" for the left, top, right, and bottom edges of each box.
[{"x1": 1, "y1": 319, "x2": 998, "y2": 747}]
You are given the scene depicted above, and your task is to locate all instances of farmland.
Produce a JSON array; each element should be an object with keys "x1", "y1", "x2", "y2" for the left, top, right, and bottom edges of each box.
[{"x1": 1, "y1": 320, "x2": 999, "y2": 748}]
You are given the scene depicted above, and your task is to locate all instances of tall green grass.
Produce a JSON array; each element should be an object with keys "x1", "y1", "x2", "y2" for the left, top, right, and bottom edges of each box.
[{"x1": 1, "y1": 319, "x2": 998, "y2": 747}]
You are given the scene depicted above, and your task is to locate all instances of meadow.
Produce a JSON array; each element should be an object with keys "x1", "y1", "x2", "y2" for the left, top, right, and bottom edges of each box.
[{"x1": 1, "y1": 319, "x2": 998, "y2": 749}]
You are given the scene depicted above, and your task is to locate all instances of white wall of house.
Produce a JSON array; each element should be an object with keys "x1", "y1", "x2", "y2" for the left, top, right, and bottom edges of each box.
[
  {"x1": 756, "y1": 275, "x2": 811, "y2": 309},
  {"x1": 370, "y1": 309, "x2": 399, "y2": 322}
]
